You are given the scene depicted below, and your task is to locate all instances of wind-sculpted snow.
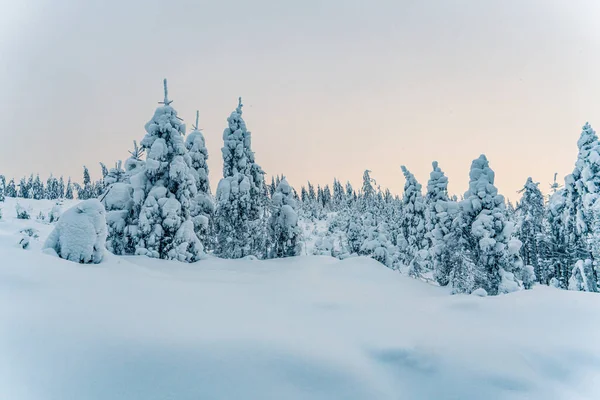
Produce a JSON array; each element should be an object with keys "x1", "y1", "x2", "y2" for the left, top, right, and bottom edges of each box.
[{"x1": 1, "y1": 198, "x2": 600, "y2": 399}]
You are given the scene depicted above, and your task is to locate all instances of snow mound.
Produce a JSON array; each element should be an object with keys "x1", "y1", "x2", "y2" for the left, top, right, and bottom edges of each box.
[{"x1": 43, "y1": 199, "x2": 107, "y2": 264}]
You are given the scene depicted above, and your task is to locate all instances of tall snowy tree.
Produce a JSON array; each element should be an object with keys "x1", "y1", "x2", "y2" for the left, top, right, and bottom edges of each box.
[
  {"x1": 215, "y1": 97, "x2": 267, "y2": 258},
  {"x1": 65, "y1": 178, "x2": 74, "y2": 200},
  {"x1": 82, "y1": 166, "x2": 93, "y2": 199},
  {"x1": 425, "y1": 161, "x2": 449, "y2": 248},
  {"x1": 130, "y1": 79, "x2": 204, "y2": 262},
  {"x1": 460, "y1": 155, "x2": 520, "y2": 295},
  {"x1": 5, "y1": 179, "x2": 17, "y2": 197},
  {"x1": 0, "y1": 175, "x2": 4, "y2": 202},
  {"x1": 516, "y1": 177, "x2": 546, "y2": 283},
  {"x1": 185, "y1": 110, "x2": 214, "y2": 249},
  {"x1": 32, "y1": 174, "x2": 44, "y2": 200},
  {"x1": 57, "y1": 176, "x2": 65, "y2": 198},
  {"x1": 267, "y1": 178, "x2": 302, "y2": 258},
  {"x1": 399, "y1": 166, "x2": 428, "y2": 276},
  {"x1": 559, "y1": 122, "x2": 600, "y2": 290}
]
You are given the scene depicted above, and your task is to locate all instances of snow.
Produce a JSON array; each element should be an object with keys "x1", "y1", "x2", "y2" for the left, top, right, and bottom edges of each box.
[
  {"x1": 43, "y1": 199, "x2": 108, "y2": 264},
  {"x1": 1, "y1": 198, "x2": 600, "y2": 399}
]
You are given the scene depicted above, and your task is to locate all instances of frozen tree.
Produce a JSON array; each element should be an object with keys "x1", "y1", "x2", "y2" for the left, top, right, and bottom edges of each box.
[
  {"x1": 0, "y1": 175, "x2": 4, "y2": 202},
  {"x1": 360, "y1": 170, "x2": 376, "y2": 211},
  {"x1": 104, "y1": 161, "x2": 126, "y2": 185},
  {"x1": 186, "y1": 111, "x2": 211, "y2": 195},
  {"x1": 345, "y1": 181, "x2": 354, "y2": 203},
  {"x1": 131, "y1": 79, "x2": 204, "y2": 262},
  {"x1": 65, "y1": 178, "x2": 74, "y2": 200},
  {"x1": 45, "y1": 174, "x2": 59, "y2": 199},
  {"x1": 515, "y1": 177, "x2": 546, "y2": 283},
  {"x1": 568, "y1": 259, "x2": 597, "y2": 292},
  {"x1": 215, "y1": 97, "x2": 267, "y2": 258},
  {"x1": 100, "y1": 162, "x2": 109, "y2": 180},
  {"x1": 558, "y1": 123, "x2": 600, "y2": 288},
  {"x1": 18, "y1": 177, "x2": 28, "y2": 198},
  {"x1": 80, "y1": 166, "x2": 93, "y2": 199},
  {"x1": 360, "y1": 217, "x2": 395, "y2": 268},
  {"x1": 5, "y1": 179, "x2": 17, "y2": 197},
  {"x1": 57, "y1": 176, "x2": 65, "y2": 198},
  {"x1": 461, "y1": 155, "x2": 519, "y2": 295},
  {"x1": 332, "y1": 178, "x2": 345, "y2": 209},
  {"x1": 32, "y1": 174, "x2": 44, "y2": 200},
  {"x1": 399, "y1": 166, "x2": 428, "y2": 276},
  {"x1": 267, "y1": 178, "x2": 302, "y2": 258},
  {"x1": 425, "y1": 161, "x2": 449, "y2": 250},
  {"x1": 185, "y1": 110, "x2": 214, "y2": 248}
]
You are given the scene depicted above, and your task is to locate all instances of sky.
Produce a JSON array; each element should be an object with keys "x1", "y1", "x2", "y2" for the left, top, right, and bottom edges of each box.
[{"x1": 1, "y1": 0, "x2": 600, "y2": 200}]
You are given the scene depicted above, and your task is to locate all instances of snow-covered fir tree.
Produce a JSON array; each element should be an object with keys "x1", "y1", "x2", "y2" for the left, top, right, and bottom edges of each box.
[
  {"x1": 57, "y1": 176, "x2": 65, "y2": 198},
  {"x1": 5, "y1": 179, "x2": 17, "y2": 197},
  {"x1": 267, "y1": 178, "x2": 302, "y2": 258},
  {"x1": 65, "y1": 178, "x2": 74, "y2": 200},
  {"x1": 460, "y1": 155, "x2": 520, "y2": 295},
  {"x1": 130, "y1": 79, "x2": 204, "y2": 262},
  {"x1": 215, "y1": 97, "x2": 267, "y2": 258},
  {"x1": 81, "y1": 166, "x2": 93, "y2": 199},
  {"x1": 516, "y1": 177, "x2": 546, "y2": 283},
  {"x1": 398, "y1": 166, "x2": 428, "y2": 276},
  {"x1": 425, "y1": 161, "x2": 449, "y2": 250},
  {"x1": 32, "y1": 174, "x2": 44, "y2": 200},
  {"x1": 185, "y1": 110, "x2": 214, "y2": 249}
]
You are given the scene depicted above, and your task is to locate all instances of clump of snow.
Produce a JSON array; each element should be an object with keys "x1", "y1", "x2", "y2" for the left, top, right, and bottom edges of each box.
[
  {"x1": 498, "y1": 268, "x2": 520, "y2": 294},
  {"x1": 471, "y1": 288, "x2": 488, "y2": 297},
  {"x1": 43, "y1": 199, "x2": 107, "y2": 264}
]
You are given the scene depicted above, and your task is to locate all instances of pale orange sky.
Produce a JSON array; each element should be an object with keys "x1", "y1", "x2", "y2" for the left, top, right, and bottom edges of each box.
[{"x1": 1, "y1": 0, "x2": 600, "y2": 200}]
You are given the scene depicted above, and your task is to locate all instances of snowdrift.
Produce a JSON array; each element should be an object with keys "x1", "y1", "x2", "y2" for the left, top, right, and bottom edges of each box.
[{"x1": 1, "y1": 198, "x2": 600, "y2": 400}]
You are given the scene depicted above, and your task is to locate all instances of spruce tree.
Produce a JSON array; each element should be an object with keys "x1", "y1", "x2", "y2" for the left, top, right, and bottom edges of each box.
[
  {"x1": 131, "y1": 79, "x2": 204, "y2": 262},
  {"x1": 185, "y1": 110, "x2": 214, "y2": 249},
  {"x1": 57, "y1": 176, "x2": 65, "y2": 198},
  {"x1": 516, "y1": 177, "x2": 545, "y2": 283},
  {"x1": 267, "y1": 178, "x2": 302, "y2": 258},
  {"x1": 32, "y1": 174, "x2": 44, "y2": 200},
  {"x1": 82, "y1": 166, "x2": 92, "y2": 199},
  {"x1": 425, "y1": 161, "x2": 449, "y2": 249},
  {"x1": 65, "y1": 178, "x2": 74, "y2": 200},
  {"x1": 5, "y1": 179, "x2": 17, "y2": 197},
  {"x1": 461, "y1": 155, "x2": 519, "y2": 295},
  {"x1": 215, "y1": 97, "x2": 267, "y2": 258},
  {"x1": 399, "y1": 166, "x2": 428, "y2": 276}
]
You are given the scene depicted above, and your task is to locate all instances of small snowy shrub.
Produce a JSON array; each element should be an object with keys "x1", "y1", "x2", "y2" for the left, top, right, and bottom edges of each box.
[
  {"x1": 49, "y1": 203, "x2": 62, "y2": 223},
  {"x1": 16, "y1": 204, "x2": 31, "y2": 220},
  {"x1": 36, "y1": 211, "x2": 46, "y2": 223},
  {"x1": 19, "y1": 227, "x2": 39, "y2": 249},
  {"x1": 472, "y1": 288, "x2": 488, "y2": 297},
  {"x1": 43, "y1": 199, "x2": 107, "y2": 264}
]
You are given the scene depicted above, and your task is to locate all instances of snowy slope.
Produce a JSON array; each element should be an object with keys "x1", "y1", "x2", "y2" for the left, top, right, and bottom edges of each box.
[{"x1": 1, "y1": 199, "x2": 600, "y2": 400}]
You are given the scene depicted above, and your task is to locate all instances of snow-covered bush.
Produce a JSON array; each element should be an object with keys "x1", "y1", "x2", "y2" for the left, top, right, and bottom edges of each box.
[
  {"x1": 49, "y1": 203, "x2": 62, "y2": 223},
  {"x1": 43, "y1": 199, "x2": 107, "y2": 264},
  {"x1": 16, "y1": 203, "x2": 31, "y2": 220},
  {"x1": 36, "y1": 211, "x2": 46, "y2": 223},
  {"x1": 19, "y1": 227, "x2": 39, "y2": 249}
]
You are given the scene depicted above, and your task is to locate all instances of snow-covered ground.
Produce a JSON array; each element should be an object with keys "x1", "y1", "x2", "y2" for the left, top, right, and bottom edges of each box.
[{"x1": 1, "y1": 198, "x2": 600, "y2": 400}]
